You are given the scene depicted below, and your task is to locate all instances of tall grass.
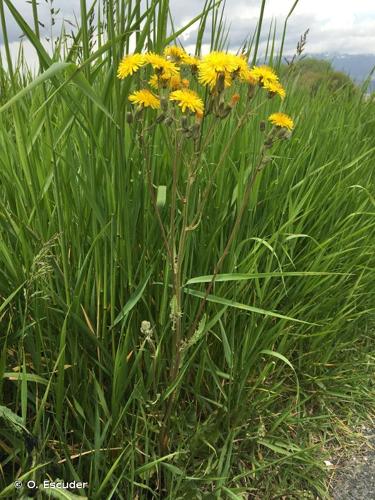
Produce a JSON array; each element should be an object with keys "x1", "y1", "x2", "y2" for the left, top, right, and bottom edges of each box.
[{"x1": 0, "y1": 0, "x2": 374, "y2": 498}]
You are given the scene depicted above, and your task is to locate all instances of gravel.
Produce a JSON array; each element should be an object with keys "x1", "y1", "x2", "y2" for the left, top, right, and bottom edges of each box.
[{"x1": 330, "y1": 427, "x2": 375, "y2": 500}]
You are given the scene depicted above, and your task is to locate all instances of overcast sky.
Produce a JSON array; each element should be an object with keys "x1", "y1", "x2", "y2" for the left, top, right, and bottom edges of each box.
[{"x1": 1, "y1": 0, "x2": 375, "y2": 62}]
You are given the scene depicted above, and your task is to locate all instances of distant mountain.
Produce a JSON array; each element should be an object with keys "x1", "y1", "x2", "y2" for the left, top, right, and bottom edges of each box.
[{"x1": 305, "y1": 53, "x2": 375, "y2": 93}]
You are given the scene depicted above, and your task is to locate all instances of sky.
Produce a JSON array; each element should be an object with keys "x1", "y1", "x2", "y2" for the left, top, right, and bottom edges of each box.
[{"x1": 1, "y1": 0, "x2": 375, "y2": 64}]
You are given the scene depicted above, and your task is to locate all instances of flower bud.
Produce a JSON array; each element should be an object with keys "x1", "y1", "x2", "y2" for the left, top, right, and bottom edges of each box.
[
  {"x1": 126, "y1": 112, "x2": 133, "y2": 124},
  {"x1": 230, "y1": 93, "x2": 240, "y2": 108},
  {"x1": 259, "y1": 120, "x2": 266, "y2": 132}
]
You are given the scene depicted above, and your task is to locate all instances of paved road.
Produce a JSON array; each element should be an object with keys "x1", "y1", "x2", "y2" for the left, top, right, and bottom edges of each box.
[{"x1": 331, "y1": 428, "x2": 375, "y2": 500}]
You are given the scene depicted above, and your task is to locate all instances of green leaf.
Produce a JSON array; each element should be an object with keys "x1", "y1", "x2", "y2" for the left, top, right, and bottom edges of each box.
[
  {"x1": 0, "y1": 405, "x2": 30, "y2": 436},
  {"x1": 40, "y1": 481, "x2": 87, "y2": 499},
  {"x1": 156, "y1": 185, "x2": 167, "y2": 207},
  {"x1": 2, "y1": 372, "x2": 48, "y2": 385},
  {"x1": 0, "y1": 63, "x2": 71, "y2": 114},
  {"x1": 185, "y1": 271, "x2": 343, "y2": 285},
  {"x1": 184, "y1": 288, "x2": 318, "y2": 325},
  {"x1": 112, "y1": 268, "x2": 153, "y2": 327}
]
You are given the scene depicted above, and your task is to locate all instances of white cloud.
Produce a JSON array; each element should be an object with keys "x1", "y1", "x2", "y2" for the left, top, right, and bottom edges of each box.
[{"x1": 1, "y1": 0, "x2": 375, "y2": 68}]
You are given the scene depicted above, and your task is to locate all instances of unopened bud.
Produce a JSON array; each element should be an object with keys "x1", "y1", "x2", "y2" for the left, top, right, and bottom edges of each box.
[
  {"x1": 195, "y1": 110, "x2": 203, "y2": 122},
  {"x1": 259, "y1": 120, "x2": 266, "y2": 132},
  {"x1": 126, "y1": 112, "x2": 133, "y2": 124},
  {"x1": 230, "y1": 94, "x2": 240, "y2": 108}
]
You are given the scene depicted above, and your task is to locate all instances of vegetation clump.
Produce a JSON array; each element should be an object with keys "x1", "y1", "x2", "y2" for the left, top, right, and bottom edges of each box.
[{"x1": 0, "y1": 1, "x2": 374, "y2": 498}]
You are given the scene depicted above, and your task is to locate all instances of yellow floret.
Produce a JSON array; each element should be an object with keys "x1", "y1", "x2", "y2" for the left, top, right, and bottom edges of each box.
[
  {"x1": 268, "y1": 112, "x2": 294, "y2": 130},
  {"x1": 117, "y1": 53, "x2": 146, "y2": 79},
  {"x1": 129, "y1": 89, "x2": 160, "y2": 109},
  {"x1": 169, "y1": 89, "x2": 204, "y2": 114}
]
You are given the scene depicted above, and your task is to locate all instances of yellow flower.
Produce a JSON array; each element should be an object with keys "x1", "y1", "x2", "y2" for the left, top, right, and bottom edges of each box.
[
  {"x1": 164, "y1": 45, "x2": 187, "y2": 61},
  {"x1": 169, "y1": 75, "x2": 184, "y2": 90},
  {"x1": 144, "y1": 52, "x2": 179, "y2": 78},
  {"x1": 149, "y1": 73, "x2": 189, "y2": 90},
  {"x1": 263, "y1": 80, "x2": 286, "y2": 100},
  {"x1": 117, "y1": 53, "x2": 146, "y2": 79},
  {"x1": 129, "y1": 89, "x2": 160, "y2": 109},
  {"x1": 181, "y1": 53, "x2": 200, "y2": 67},
  {"x1": 249, "y1": 65, "x2": 279, "y2": 85},
  {"x1": 227, "y1": 54, "x2": 251, "y2": 82},
  {"x1": 198, "y1": 51, "x2": 239, "y2": 89},
  {"x1": 149, "y1": 74, "x2": 161, "y2": 89},
  {"x1": 169, "y1": 89, "x2": 204, "y2": 114},
  {"x1": 268, "y1": 112, "x2": 294, "y2": 130}
]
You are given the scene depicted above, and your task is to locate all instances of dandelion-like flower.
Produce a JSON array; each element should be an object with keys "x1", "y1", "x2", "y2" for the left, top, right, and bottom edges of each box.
[
  {"x1": 228, "y1": 54, "x2": 252, "y2": 82},
  {"x1": 169, "y1": 89, "x2": 204, "y2": 114},
  {"x1": 263, "y1": 80, "x2": 286, "y2": 100},
  {"x1": 198, "y1": 51, "x2": 239, "y2": 89},
  {"x1": 164, "y1": 45, "x2": 187, "y2": 61},
  {"x1": 149, "y1": 73, "x2": 190, "y2": 91},
  {"x1": 181, "y1": 53, "x2": 200, "y2": 67},
  {"x1": 268, "y1": 112, "x2": 294, "y2": 130},
  {"x1": 129, "y1": 89, "x2": 160, "y2": 109},
  {"x1": 117, "y1": 53, "x2": 146, "y2": 79},
  {"x1": 144, "y1": 52, "x2": 179, "y2": 78},
  {"x1": 249, "y1": 65, "x2": 279, "y2": 85}
]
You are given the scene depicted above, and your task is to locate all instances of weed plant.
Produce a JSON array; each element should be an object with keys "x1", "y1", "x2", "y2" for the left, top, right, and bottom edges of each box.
[{"x1": 0, "y1": 0, "x2": 374, "y2": 498}]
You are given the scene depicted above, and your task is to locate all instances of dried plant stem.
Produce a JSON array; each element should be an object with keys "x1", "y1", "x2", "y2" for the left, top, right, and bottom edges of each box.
[{"x1": 160, "y1": 146, "x2": 197, "y2": 454}]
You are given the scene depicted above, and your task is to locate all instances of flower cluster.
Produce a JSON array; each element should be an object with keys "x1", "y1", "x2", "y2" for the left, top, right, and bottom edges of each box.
[{"x1": 117, "y1": 46, "x2": 294, "y2": 133}]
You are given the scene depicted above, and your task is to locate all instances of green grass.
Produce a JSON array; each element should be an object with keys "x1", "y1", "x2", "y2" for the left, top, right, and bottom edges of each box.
[{"x1": 0, "y1": 0, "x2": 374, "y2": 498}]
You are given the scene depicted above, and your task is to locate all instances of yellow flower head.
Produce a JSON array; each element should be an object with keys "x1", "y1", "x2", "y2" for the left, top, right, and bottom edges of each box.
[
  {"x1": 149, "y1": 74, "x2": 161, "y2": 89},
  {"x1": 263, "y1": 80, "x2": 286, "y2": 100},
  {"x1": 181, "y1": 53, "x2": 200, "y2": 67},
  {"x1": 169, "y1": 75, "x2": 184, "y2": 90},
  {"x1": 144, "y1": 52, "x2": 179, "y2": 78},
  {"x1": 268, "y1": 112, "x2": 294, "y2": 130},
  {"x1": 149, "y1": 73, "x2": 189, "y2": 91},
  {"x1": 164, "y1": 45, "x2": 187, "y2": 61},
  {"x1": 169, "y1": 89, "x2": 204, "y2": 114},
  {"x1": 227, "y1": 54, "x2": 251, "y2": 82},
  {"x1": 117, "y1": 53, "x2": 146, "y2": 79},
  {"x1": 249, "y1": 65, "x2": 279, "y2": 85},
  {"x1": 129, "y1": 89, "x2": 160, "y2": 109},
  {"x1": 198, "y1": 51, "x2": 239, "y2": 89}
]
